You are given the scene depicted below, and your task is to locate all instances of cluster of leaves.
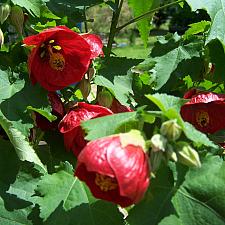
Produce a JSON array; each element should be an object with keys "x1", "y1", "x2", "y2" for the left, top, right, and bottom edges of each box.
[{"x1": 0, "y1": 0, "x2": 225, "y2": 224}]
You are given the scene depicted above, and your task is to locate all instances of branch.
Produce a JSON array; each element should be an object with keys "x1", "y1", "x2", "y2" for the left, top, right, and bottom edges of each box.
[{"x1": 116, "y1": 0, "x2": 184, "y2": 32}]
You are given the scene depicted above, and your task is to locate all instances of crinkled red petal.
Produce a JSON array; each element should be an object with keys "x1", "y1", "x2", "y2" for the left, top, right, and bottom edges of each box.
[
  {"x1": 48, "y1": 92, "x2": 65, "y2": 117},
  {"x1": 107, "y1": 140, "x2": 150, "y2": 203},
  {"x1": 58, "y1": 102, "x2": 113, "y2": 133},
  {"x1": 82, "y1": 34, "x2": 104, "y2": 59}
]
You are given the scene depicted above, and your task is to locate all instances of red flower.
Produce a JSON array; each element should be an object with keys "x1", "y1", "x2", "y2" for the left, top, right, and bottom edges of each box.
[
  {"x1": 23, "y1": 26, "x2": 103, "y2": 91},
  {"x1": 181, "y1": 91, "x2": 225, "y2": 133},
  {"x1": 110, "y1": 99, "x2": 133, "y2": 113},
  {"x1": 58, "y1": 102, "x2": 113, "y2": 156},
  {"x1": 35, "y1": 92, "x2": 65, "y2": 131},
  {"x1": 75, "y1": 130, "x2": 150, "y2": 207}
]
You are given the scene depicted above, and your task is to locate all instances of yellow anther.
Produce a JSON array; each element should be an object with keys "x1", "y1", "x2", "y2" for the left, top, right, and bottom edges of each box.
[
  {"x1": 49, "y1": 53, "x2": 65, "y2": 71},
  {"x1": 95, "y1": 174, "x2": 118, "y2": 192},
  {"x1": 53, "y1": 45, "x2": 62, "y2": 51},
  {"x1": 196, "y1": 111, "x2": 209, "y2": 127},
  {"x1": 49, "y1": 39, "x2": 55, "y2": 44}
]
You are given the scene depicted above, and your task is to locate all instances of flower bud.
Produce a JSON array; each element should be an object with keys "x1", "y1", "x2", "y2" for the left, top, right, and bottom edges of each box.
[
  {"x1": 97, "y1": 90, "x2": 113, "y2": 108},
  {"x1": 150, "y1": 151, "x2": 163, "y2": 173},
  {"x1": 78, "y1": 78, "x2": 91, "y2": 100},
  {"x1": 166, "y1": 144, "x2": 177, "y2": 162},
  {"x1": 150, "y1": 134, "x2": 167, "y2": 152},
  {"x1": 0, "y1": 28, "x2": 4, "y2": 48},
  {"x1": 0, "y1": 3, "x2": 11, "y2": 24},
  {"x1": 160, "y1": 119, "x2": 182, "y2": 141},
  {"x1": 176, "y1": 142, "x2": 201, "y2": 168},
  {"x1": 10, "y1": 5, "x2": 24, "y2": 35}
]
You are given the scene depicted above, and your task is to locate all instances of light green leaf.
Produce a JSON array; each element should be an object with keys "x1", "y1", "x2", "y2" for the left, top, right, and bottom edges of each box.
[
  {"x1": 82, "y1": 111, "x2": 138, "y2": 141},
  {"x1": 148, "y1": 34, "x2": 203, "y2": 90},
  {"x1": 128, "y1": 0, "x2": 160, "y2": 47},
  {"x1": 11, "y1": 0, "x2": 44, "y2": 17},
  {"x1": 35, "y1": 162, "x2": 124, "y2": 225},
  {"x1": 186, "y1": 0, "x2": 225, "y2": 45},
  {"x1": 184, "y1": 20, "x2": 211, "y2": 39}
]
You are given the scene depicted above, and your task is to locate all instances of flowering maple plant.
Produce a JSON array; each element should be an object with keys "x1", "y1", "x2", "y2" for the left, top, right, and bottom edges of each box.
[
  {"x1": 75, "y1": 130, "x2": 150, "y2": 207},
  {"x1": 23, "y1": 26, "x2": 103, "y2": 91},
  {"x1": 181, "y1": 91, "x2": 225, "y2": 133},
  {"x1": 1, "y1": 0, "x2": 225, "y2": 225},
  {"x1": 58, "y1": 102, "x2": 113, "y2": 156}
]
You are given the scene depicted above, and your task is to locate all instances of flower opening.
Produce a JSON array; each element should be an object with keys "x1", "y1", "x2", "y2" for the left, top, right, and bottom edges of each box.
[
  {"x1": 95, "y1": 174, "x2": 118, "y2": 192},
  {"x1": 196, "y1": 111, "x2": 209, "y2": 127}
]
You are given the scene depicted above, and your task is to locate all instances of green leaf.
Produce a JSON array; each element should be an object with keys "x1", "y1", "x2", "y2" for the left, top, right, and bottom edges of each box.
[
  {"x1": 127, "y1": 164, "x2": 176, "y2": 225},
  {"x1": 0, "y1": 139, "x2": 33, "y2": 225},
  {"x1": 7, "y1": 162, "x2": 43, "y2": 203},
  {"x1": 184, "y1": 20, "x2": 211, "y2": 39},
  {"x1": 95, "y1": 57, "x2": 142, "y2": 105},
  {"x1": 128, "y1": 156, "x2": 225, "y2": 225},
  {"x1": 146, "y1": 93, "x2": 217, "y2": 148},
  {"x1": 0, "y1": 115, "x2": 46, "y2": 171},
  {"x1": 128, "y1": 0, "x2": 160, "y2": 47},
  {"x1": 35, "y1": 162, "x2": 124, "y2": 225},
  {"x1": 11, "y1": 0, "x2": 44, "y2": 17},
  {"x1": 158, "y1": 215, "x2": 182, "y2": 225},
  {"x1": 0, "y1": 70, "x2": 51, "y2": 136},
  {"x1": 148, "y1": 34, "x2": 203, "y2": 90},
  {"x1": 82, "y1": 111, "x2": 138, "y2": 141},
  {"x1": 186, "y1": 0, "x2": 225, "y2": 45},
  {"x1": 171, "y1": 156, "x2": 225, "y2": 225}
]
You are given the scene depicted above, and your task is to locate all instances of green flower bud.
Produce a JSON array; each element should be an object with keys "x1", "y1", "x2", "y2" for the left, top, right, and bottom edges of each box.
[
  {"x1": 0, "y1": 3, "x2": 11, "y2": 24},
  {"x1": 176, "y1": 142, "x2": 201, "y2": 168},
  {"x1": 0, "y1": 28, "x2": 4, "y2": 48},
  {"x1": 150, "y1": 134, "x2": 167, "y2": 152},
  {"x1": 78, "y1": 78, "x2": 91, "y2": 100},
  {"x1": 97, "y1": 90, "x2": 113, "y2": 108},
  {"x1": 166, "y1": 144, "x2": 177, "y2": 162},
  {"x1": 160, "y1": 119, "x2": 182, "y2": 141},
  {"x1": 150, "y1": 151, "x2": 163, "y2": 173},
  {"x1": 10, "y1": 5, "x2": 24, "y2": 35}
]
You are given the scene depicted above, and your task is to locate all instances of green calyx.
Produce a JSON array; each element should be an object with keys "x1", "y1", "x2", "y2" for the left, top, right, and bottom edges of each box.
[{"x1": 119, "y1": 129, "x2": 147, "y2": 152}]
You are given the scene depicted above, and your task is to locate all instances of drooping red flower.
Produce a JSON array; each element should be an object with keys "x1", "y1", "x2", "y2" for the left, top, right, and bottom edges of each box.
[
  {"x1": 110, "y1": 99, "x2": 133, "y2": 113},
  {"x1": 181, "y1": 91, "x2": 225, "y2": 133},
  {"x1": 75, "y1": 130, "x2": 150, "y2": 207},
  {"x1": 23, "y1": 26, "x2": 103, "y2": 91},
  {"x1": 35, "y1": 92, "x2": 65, "y2": 131},
  {"x1": 58, "y1": 102, "x2": 113, "y2": 156},
  {"x1": 81, "y1": 34, "x2": 104, "y2": 59}
]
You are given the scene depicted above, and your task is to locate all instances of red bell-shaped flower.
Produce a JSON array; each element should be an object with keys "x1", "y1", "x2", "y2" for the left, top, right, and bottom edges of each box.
[
  {"x1": 110, "y1": 99, "x2": 133, "y2": 113},
  {"x1": 23, "y1": 26, "x2": 103, "y2": 91},
  {"x1": 181, "y1": 91, "x2": 225, "y2": 133},
  {"x1": 75, "y1": 130, "x2": 150, "y2": 207},
  {"x1": 58, "y1": 102, "x2": 113, "y2": 156}
]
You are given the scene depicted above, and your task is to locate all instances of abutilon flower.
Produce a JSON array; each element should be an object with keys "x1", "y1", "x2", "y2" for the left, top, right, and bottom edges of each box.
[
  {"x1": 58, "y1": 102, "x2": 113, "y2": 156},
  {"x1": 35, "y1": 92, "x2": 65, "y2": 131},
  {"x1": 181, "y1": 91, "x2": 225, "y2": 133},
  {"x1": 23, "y1": 26, "x2": 103, "y2": 91},
  {"x1": 75, "y1": 130, "x2": 150, "y2": 207},
  {"x1": 110, "y1": 99, "x2": 133, "y2": 113}
]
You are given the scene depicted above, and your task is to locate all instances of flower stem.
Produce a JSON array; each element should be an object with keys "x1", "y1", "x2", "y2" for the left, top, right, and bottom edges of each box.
[
  {"x1": 116, "y1": 0, "x2": 184, "y2": 32},
  {"x1": 105, "y1": 0, "x2": 124, "y2": 57}
]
